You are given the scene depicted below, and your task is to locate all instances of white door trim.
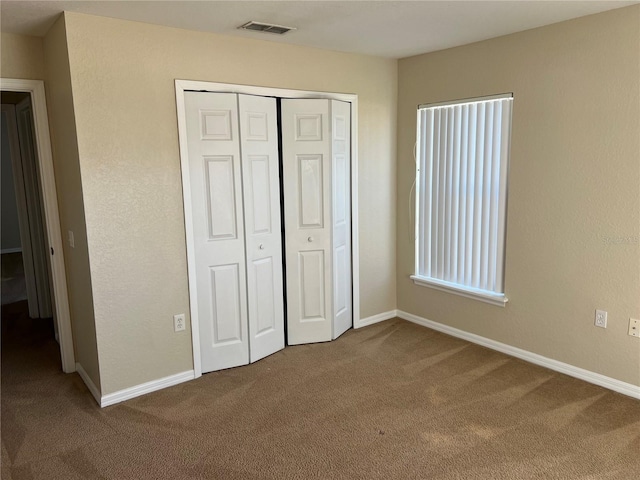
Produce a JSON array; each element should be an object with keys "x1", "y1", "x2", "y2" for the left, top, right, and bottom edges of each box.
[
  {"x1": 1, "y1": 78, "x2": 75, "y2": 373},
  {"x1": 175, "y1": 80, "x2": 360, "y2": 378}
]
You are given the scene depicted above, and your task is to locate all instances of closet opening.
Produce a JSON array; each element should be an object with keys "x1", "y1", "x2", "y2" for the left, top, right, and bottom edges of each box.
[{"x1": 175, "y1": 81, "x2": 359, "y2": 378}]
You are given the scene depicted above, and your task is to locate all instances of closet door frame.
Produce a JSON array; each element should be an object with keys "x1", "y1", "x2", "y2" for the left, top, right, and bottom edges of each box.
[{"x1": 175, "y1": 80, "x2": 360, "y2": 378}]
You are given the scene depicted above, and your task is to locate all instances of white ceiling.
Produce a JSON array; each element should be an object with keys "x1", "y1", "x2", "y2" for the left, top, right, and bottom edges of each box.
[{"x1": 1, "y1": 1, "x2": 637, "y2": 59}]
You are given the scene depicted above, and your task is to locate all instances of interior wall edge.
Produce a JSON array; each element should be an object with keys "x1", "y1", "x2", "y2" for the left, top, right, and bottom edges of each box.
[
  {"x1": 75, "y1": 362, "x2": 101, "y2": 405},
  {"x1": 43, "y1": 14, "x2": 102, "y2": 389},
  {"x1": 355, "y1": 310, "x2": 398, "y2": 329}
]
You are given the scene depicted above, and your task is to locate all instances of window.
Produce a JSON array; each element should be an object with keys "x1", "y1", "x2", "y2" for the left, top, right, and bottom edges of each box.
[{"x1": 412, "y1": 94, "x2": 513, "y2": 306}]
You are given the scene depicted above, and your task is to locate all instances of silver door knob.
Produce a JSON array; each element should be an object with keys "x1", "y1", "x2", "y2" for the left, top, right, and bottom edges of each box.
[
  {"x1": 307, "y1": 236, "x2": 314, "y2": 242},
  {"x1": 259, "y1": 244, "x2": 265, "y2": 250}
]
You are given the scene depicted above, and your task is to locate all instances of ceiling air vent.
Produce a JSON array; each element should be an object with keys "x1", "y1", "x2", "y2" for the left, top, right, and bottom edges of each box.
[{"x1": 238, "y1": 21, "x2": 296, "y2": 35}]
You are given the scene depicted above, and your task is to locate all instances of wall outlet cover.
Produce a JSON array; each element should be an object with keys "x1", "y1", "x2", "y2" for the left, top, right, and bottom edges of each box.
[
  {"x1": 595, "y1": 310, "x2": 607, "y2": 328},
  {"x1": 174, "y1": 314, "x2": 186, "y2": 332}
]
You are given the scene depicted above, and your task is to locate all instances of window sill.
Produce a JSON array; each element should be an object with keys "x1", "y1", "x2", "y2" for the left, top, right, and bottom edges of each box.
[{"x1": 410, "y1": 275, "x2": 508, "y2": 307}]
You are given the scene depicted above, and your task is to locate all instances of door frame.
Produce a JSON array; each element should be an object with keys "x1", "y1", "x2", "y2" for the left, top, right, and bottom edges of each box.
[
  {"x1": 1, "y1": 78, "x2": 75, "y2": 373},
  {"x1": 175, "y1": 80, "x2": 360, "y2": 378}
]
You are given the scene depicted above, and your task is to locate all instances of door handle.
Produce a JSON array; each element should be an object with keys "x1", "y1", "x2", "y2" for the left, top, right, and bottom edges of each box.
[
  {"x1": 307, "y1": 236, "x2": 314, "y2": 242},
  {"x1": 259, "y1": 244, "x2": 265, "y2": 250}
]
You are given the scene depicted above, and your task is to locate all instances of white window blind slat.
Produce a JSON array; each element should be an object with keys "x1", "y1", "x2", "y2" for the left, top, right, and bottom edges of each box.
[
  {"x1": 495, "y1": 100, "x2": 512, "y2": 292},
  {"x1": 415, "y1": 95, "x2": 512, "y2": 302},
  {"x1": 436, "y1": 109, "x2": 447, "y2": 279},
  {"x1": 422, "y1": 109, "x2": 432, "y2": 277},
  {"x1": 458, "y1": 104, "x2": 469, "y2": 283},
  {"x1": 451, "y1": 106, "x2": 462, "y2": 284},
  {"x1": 428, "y1": 108, "x2": 437, "y2": 278},
  {"x1": 431, "y1": 109, "x2": 441, "y2": 278},
  {"x1": 488, "y1": 102, "x2": 503, "y2": 291},
  {"x1": 481, "y1": 102, "x2": 494, "y2": 291},
  {"x1": 472, "y1": 102, "x2": 485, "y2": 289},
  {"x1": 464, "y1": 103, "x2": 476, "y2": 287},
  {"x1": 444, "y1": 108, "x2": 455, "y2": 281}
]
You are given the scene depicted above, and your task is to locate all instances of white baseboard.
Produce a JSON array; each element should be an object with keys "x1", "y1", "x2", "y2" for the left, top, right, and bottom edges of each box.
[
  {"x1": 75, "y1": 362, "x2": 101, "y2": 405},
  {"x1": 100, "y1": 370, "x2": 195, "y2": 407},
  {"x1": 1, "y1": 248, "x2": 22, "y2": 254},
  {"x1": 397, "y1": 310, "x2": 640, "y2": 400},
  {"x1": 355, "y1": 309, "x2": 398, "y2": 328}
]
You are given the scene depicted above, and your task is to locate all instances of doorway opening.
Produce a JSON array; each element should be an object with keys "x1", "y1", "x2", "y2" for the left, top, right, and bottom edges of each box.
[
  {"x1": 2, "y1": 94, "x2": 52, "y2": 311},
  {"x1": 1, "y1": 91, "x2": 58, "y2": 377},
  {"x1": 0, "y1": 78, "x2": 75, "y2": 374}
]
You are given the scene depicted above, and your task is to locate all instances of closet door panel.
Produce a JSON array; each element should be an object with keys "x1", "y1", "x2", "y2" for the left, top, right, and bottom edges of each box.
[
  {"x1": 331, "y1": 100, "x2": 352, "y2": 339},
  {"x1": 185, "y1": 92, "x2": 249, "y2": 373},
  {"x1": 282, "y1": 99, "x2": 332, "y2": 344},
  {"x1": 238, "y1": 94, "x2": 285, "y2": 362}
]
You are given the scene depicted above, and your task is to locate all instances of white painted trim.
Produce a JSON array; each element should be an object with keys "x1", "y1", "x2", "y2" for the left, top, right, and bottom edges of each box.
[
  {"x1": 175, "y1": 80, "x2": 358, "y2": 103},
  {"x1": 175, "y1": 80, "x2": 360, "y2": 377},
  {"x1": 419, "y1": 92, "x2": 513, "y2": 110},
  {"x1": 174, "y1": 83, "x2": 202, "y2": 379},
  {"x1": 355, "y1": 309, "x2": 398, "y2": 328},
  {"x1": 397, "y1": 310, "x2": 640, "y2": 400},
  {"x1": 349, "y1": 98, "x2": 360, "y2": 328},
  {"x1": 75, "y1": 362, "x2": 101, "y2": 405},
  {"x1": 410, "y1": 275, "x2": 508, "y2": 307},
  {"x1": 1, "y1": 78, "x2": 75, "y2": 373},
  {"x1": 100, "y1": 370, "x2": 195, "y2": 407},
  {"x1": 0, "y1": 248, "x2": 23, "y2": 254}
]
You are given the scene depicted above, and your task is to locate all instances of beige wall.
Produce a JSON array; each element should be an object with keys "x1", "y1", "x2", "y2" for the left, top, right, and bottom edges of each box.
[
  {"x1": 397, "y1": 6, "x2": 640, "y2": 385},
  {"x1": 62, "y1": 12, "x2": 397, "y2": 394},
  {"x1": 1, "y1": 32, "x2": 45, "y2": 80},
  {"x1": 43, "y1": 17, "x2": 101, "y2": 390}
]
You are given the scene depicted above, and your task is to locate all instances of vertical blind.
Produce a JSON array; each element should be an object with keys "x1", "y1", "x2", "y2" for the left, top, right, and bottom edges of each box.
[{"x1": 415, "y1": 95, "x2": 512, "y2": 297}]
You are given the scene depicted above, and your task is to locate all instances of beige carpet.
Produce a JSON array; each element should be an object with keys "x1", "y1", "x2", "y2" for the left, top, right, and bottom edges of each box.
[{"x1": 2, "y1": 310, "x2": 640, "y2": 479}]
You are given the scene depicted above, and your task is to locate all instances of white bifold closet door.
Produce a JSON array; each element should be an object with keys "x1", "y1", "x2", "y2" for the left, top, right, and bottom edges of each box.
[
  {"x1": 184, "y1": 92, "x2": 284, "y2": 374},
  {"x1": 281, "y1": 99, "x2": 352, "y2": 344},
  {"x1": 238, "y1": 95, "x2": 285, "y2": 363}
]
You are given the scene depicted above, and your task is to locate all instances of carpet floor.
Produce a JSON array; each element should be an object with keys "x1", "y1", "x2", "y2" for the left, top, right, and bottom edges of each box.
[{"x1": 2, "y1": 310, "x2": 639, "y2": 479}]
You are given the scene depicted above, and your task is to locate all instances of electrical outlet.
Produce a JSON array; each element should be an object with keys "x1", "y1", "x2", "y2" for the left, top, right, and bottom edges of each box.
[
  {"x1": 174, "y1": 314, "x2": 186, "y2": 332},
  {"x1": 595, "y1": 310, "x2": 607, "y2": 328},
  {"x1": 629, "y1": 318, "x2": 639, "y2": 338}
]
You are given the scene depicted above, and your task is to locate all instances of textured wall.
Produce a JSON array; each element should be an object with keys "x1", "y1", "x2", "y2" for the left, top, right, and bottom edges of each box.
[
  {"x1": 62, "y1": 12, "x2": 397, "y2": 395},
  {"x1": 43, "y1": 16, "x2": 101, "y2": 390},
  {"x1": 0, "y1": 32, "x2": 45, "y2": 253},
  {"x1": 397, "y1": 6, "x2": 640, "y2": 385},
  {"x1": 0, "y1": 32, "x2": 45, "y2": 80}
]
